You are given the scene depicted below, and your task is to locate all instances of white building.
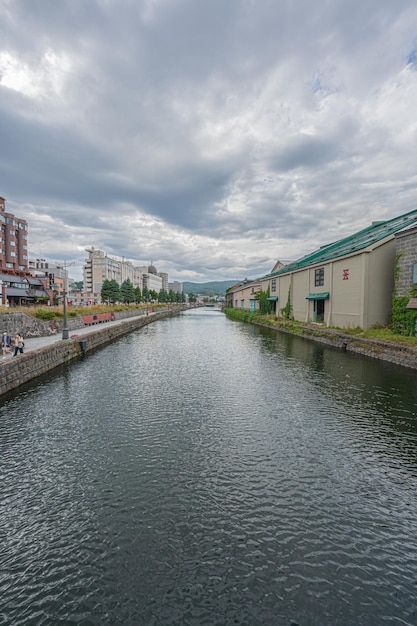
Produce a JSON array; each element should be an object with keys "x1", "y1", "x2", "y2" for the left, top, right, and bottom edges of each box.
[
  {"x1": 168, "y1": 280, "x2": 183, "y2": 294},
  {"x1": 139, "y1": 264, "x2": 163, "y2": 295},
  {"x1": 158, "y1": 272, "x2": 168, "y2": 292},
  {"x1": 83, "y1": 248, "x2": 143, "y2": 304}
]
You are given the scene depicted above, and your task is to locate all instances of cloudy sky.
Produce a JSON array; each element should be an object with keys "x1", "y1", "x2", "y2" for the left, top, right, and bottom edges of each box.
[{"x1": 1, "y1": 0, "x2": 417, "y2": 282}]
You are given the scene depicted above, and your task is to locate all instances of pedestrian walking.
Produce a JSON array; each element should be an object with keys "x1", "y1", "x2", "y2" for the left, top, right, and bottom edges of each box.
[
  {"x1": 13, "y1": 333, "x2": 24, "y2": 356},
  {"x1": 2, "y1": 331, "x2": 12, "y2": 357}
]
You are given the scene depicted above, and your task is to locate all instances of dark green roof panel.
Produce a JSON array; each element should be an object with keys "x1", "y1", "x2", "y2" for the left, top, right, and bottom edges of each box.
[{"x1": 263, "y1": 209, "x2": 417, "y2": 279}]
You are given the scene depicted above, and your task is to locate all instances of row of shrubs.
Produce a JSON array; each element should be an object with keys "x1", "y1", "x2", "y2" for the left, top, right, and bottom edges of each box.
[{"x1": 33, "y1": 304, "x2": 148, "y2": 321}]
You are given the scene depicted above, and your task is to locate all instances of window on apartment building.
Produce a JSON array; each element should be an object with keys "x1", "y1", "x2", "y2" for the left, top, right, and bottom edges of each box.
[
  {"x1": 241, "y1": 299, "x2": 244, "y2": 308},
  {"x1": 271, "y1": 279, "x2": 276, "y2": 292},
  {"x1": 315, "y1": 267, "x2": 324, "y2": 286},
  {"x1": 10, "y1": 240, "x2": 15, "y2": 246},
  {"x1": 413, "y1": 263, "x2": 417, "y2": 284},
  {"x1": 235, "y1": 300, "x2": 238, "y2": 307}
]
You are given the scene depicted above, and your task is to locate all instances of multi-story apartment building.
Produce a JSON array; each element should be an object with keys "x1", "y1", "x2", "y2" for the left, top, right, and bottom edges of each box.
[
  {"x1": 0, "y1": 197, "x2": 29, "y2": 275},
  {"x1": 168, "y1": 280, "x2": 183, "y2": 294},
  {"x1": 158, "y1": 272, "x2": 168, "y2": 293},
  {"x1": 0, "y1": 200, "x2": 53, "y2": 306},
  {"x1": 83, "y1": 247, "x2": 144, "y2": 304}
]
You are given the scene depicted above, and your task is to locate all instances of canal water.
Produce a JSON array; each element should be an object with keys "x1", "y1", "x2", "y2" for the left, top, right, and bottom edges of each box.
[{"x1": 1, "y1": 308, "x2": 417, "y2": 626}]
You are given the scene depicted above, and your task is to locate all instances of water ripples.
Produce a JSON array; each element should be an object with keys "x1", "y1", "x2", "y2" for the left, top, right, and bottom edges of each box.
[{"x1": 1, "y1": 310, "x2": 417, "y2": 624}]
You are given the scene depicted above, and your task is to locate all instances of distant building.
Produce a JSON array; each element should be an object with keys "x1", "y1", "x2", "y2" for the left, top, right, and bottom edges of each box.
[
  {"x1": 158, "y1": 272, "x2": 168, "y2": 292},
  {"x1": 225, "y1": 278, "x2": 260, "y2": 311},
  {"x1": 28, "y1": 258, "x2": 71, "y2": 304},
  {"x1": 168, "y1": 280, "x2": 183, "y2": 294},
  {"x1": 0, "y1": 196, "x2": 29, "y2": 275},
  {"x1": 83, "y1": 248, "x2": 144, "y2": 304},
  {"x1": 139, "y1": 263, "x2": 163, "y2": 295},
  {"x1": 0, "y1": 272, "x2": 52, "y2": 307}
]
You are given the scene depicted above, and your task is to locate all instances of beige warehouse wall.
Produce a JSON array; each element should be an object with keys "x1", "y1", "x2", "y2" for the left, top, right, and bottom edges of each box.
[
  {"x1": 329, "y1": 254, "x2": 364, "y2": 327},
  {"x1": 291, "y1": 270, "x2": 310, "y2": 322},
  {"x1": 366, "y1": 239, "x2": 396, "y2": 328}
]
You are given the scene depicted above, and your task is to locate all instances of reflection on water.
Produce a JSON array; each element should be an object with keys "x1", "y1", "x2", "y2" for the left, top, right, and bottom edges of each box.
[{"x1": 0, "y1": 309, "x2": 417, "y2": 626}]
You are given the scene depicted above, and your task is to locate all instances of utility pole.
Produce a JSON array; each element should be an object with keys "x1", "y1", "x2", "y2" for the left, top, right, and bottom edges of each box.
[{"x1": 59, "y1": 260, "x2": 75, "y2": 340}]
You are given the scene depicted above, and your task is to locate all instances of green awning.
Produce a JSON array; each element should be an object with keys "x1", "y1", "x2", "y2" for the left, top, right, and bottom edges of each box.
[
  {"x1": 306, "y1": 292, "x2": 330, "y2": 301},
  {"x1": 267, "y1": 296, "x2": 278, "y2": 301}
]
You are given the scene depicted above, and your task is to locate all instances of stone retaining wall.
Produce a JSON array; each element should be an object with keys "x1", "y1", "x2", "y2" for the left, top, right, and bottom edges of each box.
[
  {"x1": 257, "y1": 322, "x2": 417, "y2": 370},
  {"x1": 0, "y1": 309, "x2": 177, "y2": 397},
  {"x1": 0, "y1": 307, "x2": 158, "y2": 338}
]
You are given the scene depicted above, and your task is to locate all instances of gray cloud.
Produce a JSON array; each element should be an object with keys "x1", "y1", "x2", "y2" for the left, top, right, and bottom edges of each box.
[{"x1": 1, "y1": 0, "x2": 417, "y2": 281}]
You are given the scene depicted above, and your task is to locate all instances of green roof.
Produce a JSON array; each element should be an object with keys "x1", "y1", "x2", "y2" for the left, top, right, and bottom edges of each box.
[{"x1": 263, "y1": 209, "x2": 417, "y2": 279}]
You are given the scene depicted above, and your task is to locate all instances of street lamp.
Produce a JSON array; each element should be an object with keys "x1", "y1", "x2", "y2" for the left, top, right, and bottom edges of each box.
[
  {"x1": 58, "y1": 260, "x2": 75, "y2": 340},
  {"x1": 62, "y1": 283, "x2": 69, "y2": 340}
]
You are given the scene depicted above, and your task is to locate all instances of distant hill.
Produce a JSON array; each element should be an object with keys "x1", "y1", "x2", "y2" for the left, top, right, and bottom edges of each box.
[{"x1": 183, "y1": 280, "x2": 239, "y2": 296}]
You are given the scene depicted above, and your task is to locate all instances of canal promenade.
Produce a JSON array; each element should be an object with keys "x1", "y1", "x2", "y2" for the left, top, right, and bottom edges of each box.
[
  {"x1": 4, "y1": 310, "x2": 155, "y2": 354},
  {"x1": 0, "y1": 308, "x2": 181, "y2": 396}
]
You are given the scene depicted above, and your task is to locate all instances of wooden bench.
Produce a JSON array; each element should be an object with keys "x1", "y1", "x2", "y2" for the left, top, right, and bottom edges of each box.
[{"x1": 82, "y1": 312, "x2": 116, "y2": 326}]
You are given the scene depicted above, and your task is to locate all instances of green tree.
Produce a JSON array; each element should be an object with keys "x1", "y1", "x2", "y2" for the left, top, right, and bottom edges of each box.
[
  {"x1": 158, "y1": 289, "x2": 168, "y2": 303},
  {"x1": 254, "y1": 287, "x2": 272, "y2": 314},
  {"x1": 188, "y1": 292, "x2": 197, "y2": 303},
  {"x1": 149, "y1": 289, "x2": 158, "y2": 301},
  {"x1": 108, "y1": 279, "x2": 121, "y2": 304},
  {"x1": 121, "y1": 278, "x2": 135, "y2": 303},
  {"x1": 391, "y1": 252, "x2": 417, "y2": 335},
  {"x1": 281, "y1": 287, "x2": 292, "y2": 320},
  {"x1": 134, "y1": 286, "x2": 142, "y2": 304},
  {"x1": 71, "y1": 280, "x2": 84, "y2": 290},
  {"x1": 142, "y1": 286, "x2": 150, "y2": 302},
  {"x1": 101, "y1": 279, "x2": 113, "y2": 304}
]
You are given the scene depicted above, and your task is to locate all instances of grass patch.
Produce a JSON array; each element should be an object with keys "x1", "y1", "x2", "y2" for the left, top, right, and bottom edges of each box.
[{"x1": 223, "y1": 308, "x2": 417, "y2": 348}]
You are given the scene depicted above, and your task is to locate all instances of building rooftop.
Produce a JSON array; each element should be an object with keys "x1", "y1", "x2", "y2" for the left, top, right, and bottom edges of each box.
[{"x1": 262, "y1": 209, "x2": 417, "y2": 279}]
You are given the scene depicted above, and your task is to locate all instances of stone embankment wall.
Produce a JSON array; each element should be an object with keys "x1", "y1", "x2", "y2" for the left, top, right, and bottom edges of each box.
[
  {"x1": 258, "y1": 322, "x2": 417, "y2": 370},
  {"x1": 395, "y1": 227, "x2": 417, "y2": 297},
  {"x1": 0, "y1": 309, "x2": 179, "y2": 397},
  {"x1": 0, "y1": 308, "x2": 150, "y2": 338}
]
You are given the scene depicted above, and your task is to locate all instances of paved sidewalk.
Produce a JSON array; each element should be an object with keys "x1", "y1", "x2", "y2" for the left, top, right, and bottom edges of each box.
[{"x1": 2, "y1": 312, "x2": 153, "y2": 359}]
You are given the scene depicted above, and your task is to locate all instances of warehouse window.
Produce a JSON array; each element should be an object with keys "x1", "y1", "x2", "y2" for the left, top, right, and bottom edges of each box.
[{"x1": 315, "y1": 267, "x2": 324, "y2": 286}]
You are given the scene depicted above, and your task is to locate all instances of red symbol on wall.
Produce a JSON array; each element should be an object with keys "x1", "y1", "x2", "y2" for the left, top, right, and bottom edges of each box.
[{"x1": 343, "y1": 269, "x2": 349, "y2": 280}]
